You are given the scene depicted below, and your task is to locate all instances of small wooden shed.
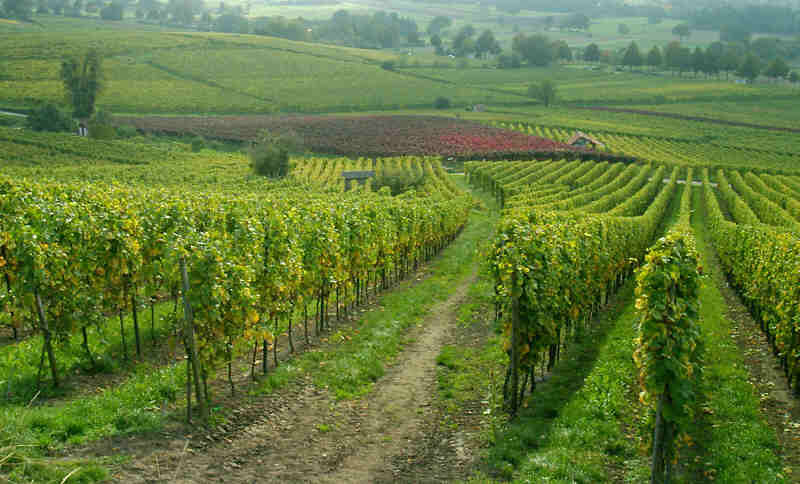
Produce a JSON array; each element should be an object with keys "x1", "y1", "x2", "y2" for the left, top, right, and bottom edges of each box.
[
  {"x1": 342, "y1": 170, "x2": 375, "y2": 191},
  {"x1": 567, "y1": 131, "x2": 604, "y2": 150}
]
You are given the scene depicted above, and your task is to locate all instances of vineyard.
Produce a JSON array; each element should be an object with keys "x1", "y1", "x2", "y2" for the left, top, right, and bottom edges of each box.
[
  {"x1": 465, "y1": 157, "x2": 799, "y2": 481},
  {"x1": 493, "y1": 121, "x2": 800, "y2": 173},
  {"x1": 0, "y1": 32, "x2": 523, "y2": 114},
  {"x1": 114, "y1": 115, "x2": 570, "y2": 158}
]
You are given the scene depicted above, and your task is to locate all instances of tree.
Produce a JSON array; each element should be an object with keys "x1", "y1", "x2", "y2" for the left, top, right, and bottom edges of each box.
[
  {"x1": 512, "y1": 33, "x2": 553, "y2": 66},
  {"x1": 561, "y1": 13, "x2": 589, "y2": 31},
  {"x1": 433, "y1": 96, "x2": 450, "y2": 109},
  {"x1": 672, "y1": 24, "x2": 690, "y2": 41},
  {"x1": 789, "y1": 71, "x2": 799, "y2": 86},
  {"x1": 475, "y1": 29, "x2": 501, "y2": 58},
  {"x1": 60, "y1": 48, "x2": 103, "y2": 119},
  {"x1": 720, "y1": 46, "x2": 741, "y2": 80},
  {"x1": 26, "y1": 103, "x2": 73, "y2": 132},
  {"x1": 426, "y1": 15, "x2": 451, "y2": 36},
  {"x1": 646, "y1": 45, "x2": 662, "y2": 71},
  {"x1": 100, "y1": 0, "x2": 124, "y2": 20},
  {"x1": 704, "y1": 42, "x2": 724, "y2": 78},
  {"x1": 528, "y1": 80, "x2": 557, "y2": 107},
  {"x1": 249, "y1": 130, "x2": 300, "y2": 178},
  {"x1": 215, "y1": 13, "x2": 248, "y2": 33},
  {"x1": 690, "y1": 46, "x2": 705, "y2": 78},
  {"x1": 765, "y1": 57, "x2": 790, "y2": 81},
  {"x1": 451, "y1": 25, "x2": 476, "y2": 57},
  {"x1": 664, "y1": 41, "x2": 690, "y2": 77},
  {"x1": 554, "y1": 40, "x2": 572, "y2": 62},
  {"x1": 430, "y1": 34, "x2": 443, "y2": 55},
  {"x1": 3, "y1": 0, "x2": 33, "y2": 19},
  {"x1": 584, "y1": 43, "x2": 601, "y2": 62},
  {"x1": 621, "y1": 41, "x2": 643, "y2": 71},
  {"x1": 737, "y1": 54, "x2": 761, "y2": 83},
  {"x1": 618, "y1": 23, "x2": 630, "y2": 35}
]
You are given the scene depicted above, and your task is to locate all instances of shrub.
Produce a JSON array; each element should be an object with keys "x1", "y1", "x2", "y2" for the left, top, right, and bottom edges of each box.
[
  {"x1": 115, "y1": 124, "x2": 138, "y2": 138},
  {"x1": 191, "y1": 136, "x2": 206, "y2": 152},
  {"x1": 26, "y1": 103, "x2": 73, "y2": 132},
  {"x1": 88, "y1": 109, "x2": 115, "y2": 140},
  {"x1": 249, "y1": 130, "x2": 302, "y2": 178},
  {"x1": 434, "y1": 96, "x2": 451, "y2": 109},
  {"x1": 371, "y1": 169, "x2": 425, "y2": 195},
  {"x1": 381, "y1": 60, "x2": 395, "y2": 71}
]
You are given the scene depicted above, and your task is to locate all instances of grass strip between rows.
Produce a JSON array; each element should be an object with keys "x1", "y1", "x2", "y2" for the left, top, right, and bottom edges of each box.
[{"x1": 689, "y1": 186, "x2": 784, "y2": 483}]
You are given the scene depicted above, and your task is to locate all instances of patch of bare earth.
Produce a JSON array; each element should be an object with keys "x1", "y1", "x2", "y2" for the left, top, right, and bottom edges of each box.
[
  {"x1": 708, "y1": 246, "x2": 800, "y2": 481},
  {"x1": 99, "y1": 269, "x2": 479, "y2": 483}
]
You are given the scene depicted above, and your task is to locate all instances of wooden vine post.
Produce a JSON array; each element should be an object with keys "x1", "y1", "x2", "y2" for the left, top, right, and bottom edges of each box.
[
  {"x1": 180, "y1": 256, "x2": 207, "y2": 423},
  {"x1": 509, "y1": 269, "x2": 521, "y2": 416},
  {"x1": 34, "y1": 290, "x2": 60, "y2": 388}
]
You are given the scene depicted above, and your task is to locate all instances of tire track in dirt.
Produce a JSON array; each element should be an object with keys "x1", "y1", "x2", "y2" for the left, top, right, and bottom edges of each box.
[{"x1": 112, "y1": 268, "x2": 478, "y2": 483}]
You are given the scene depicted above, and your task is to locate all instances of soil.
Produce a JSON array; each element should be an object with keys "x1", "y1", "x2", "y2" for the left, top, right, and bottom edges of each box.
[
  {"x1": 706, "y1": 243, "x2": 800, "y2": 482},
  {"x1": 90, "y1": 267, "x2": 481, "y2": 483}
]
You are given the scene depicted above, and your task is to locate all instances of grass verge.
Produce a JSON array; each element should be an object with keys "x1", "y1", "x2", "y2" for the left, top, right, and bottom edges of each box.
[{"x1": 689, "y1": 186, "x2": 784, "y2": 483}]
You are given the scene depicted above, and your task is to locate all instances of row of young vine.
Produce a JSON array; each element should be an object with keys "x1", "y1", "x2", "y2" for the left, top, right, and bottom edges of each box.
[
  {"x1": 465, "y1": 159, "x2": 677, "y2": 415},
  {"x1": 702, "y1": 167, "x2": 800, "y2": 393},
  {"x1": 0, "y1": 162, "x2": 470, "y2": 419}
]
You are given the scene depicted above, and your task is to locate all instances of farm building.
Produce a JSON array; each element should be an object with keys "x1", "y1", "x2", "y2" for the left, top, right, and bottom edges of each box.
[{"x1": 567, "y1": 131, "x2": 604, "y2": 150}]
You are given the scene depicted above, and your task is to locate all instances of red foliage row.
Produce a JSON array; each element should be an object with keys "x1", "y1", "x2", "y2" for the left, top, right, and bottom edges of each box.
[{"x1": 116, "y1": 114, "x2": 573, "y2": 157}]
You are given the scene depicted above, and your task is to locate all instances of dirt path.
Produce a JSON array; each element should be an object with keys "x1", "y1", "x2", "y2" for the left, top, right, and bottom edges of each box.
[{"x1": 111, "y1": 267, "x2": 478, "y2": 484}]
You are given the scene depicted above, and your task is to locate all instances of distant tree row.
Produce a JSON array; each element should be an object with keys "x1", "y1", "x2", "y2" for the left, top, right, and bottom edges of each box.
[
  {"x1": 502, "y1": 33, "x2": 572, "y2": 67},
  {"x1": 617, "y1": 41, "x2": 797, "y2": 84},
  {"x1": 690, "y1": 5, "x2": 800, "y2": 36},
  {"x1": 429, "y1": 24, "x2": 500, "y2": 58}
]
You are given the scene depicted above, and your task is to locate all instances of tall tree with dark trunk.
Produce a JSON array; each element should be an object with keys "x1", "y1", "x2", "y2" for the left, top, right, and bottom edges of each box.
[
  {"x1": 646, "y1": 45, "x2": 662, "y2": 71},
  {"x1": 60, "y1": 48, "x2": 103, "y2": 119},
  {"x1": 622, "y1": 41, "x2": 643, "y2": 71}
]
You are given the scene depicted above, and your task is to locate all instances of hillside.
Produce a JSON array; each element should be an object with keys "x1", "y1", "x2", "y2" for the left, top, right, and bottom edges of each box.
[{"x1": 0, "y1": 31, "x2": 524, "y2": 114}]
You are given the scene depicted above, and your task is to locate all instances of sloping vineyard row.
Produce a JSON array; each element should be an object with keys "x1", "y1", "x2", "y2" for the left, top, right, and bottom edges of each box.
[
  {"x1": 701, "y1": 168, "x2": 800, "y2": 392},
  {"x1": 465, "y1": 159, "x2": 677, "y2": 411},
  {"x1": 0, "y1": 158, "x2": 469, "y2": 412}
]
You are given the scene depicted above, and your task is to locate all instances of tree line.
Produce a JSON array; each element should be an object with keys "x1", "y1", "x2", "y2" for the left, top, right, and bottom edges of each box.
[{"x1": 614, "y1": 41, "x2": 797, "y2": 84}]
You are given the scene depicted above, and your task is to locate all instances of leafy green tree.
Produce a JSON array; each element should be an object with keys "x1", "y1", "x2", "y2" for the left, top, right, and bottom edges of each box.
[
  {"x1": 583, "y1": 42, "x2": 601, "y2": 62},
  {"x1": 249, "y1": 130, "x2": 300, "y2": 178},
  {"x1": 672, "y1": 23, "x2": 690, "y2": 41},
  {"x1": 26, "y1": 103, "x2": 74, "y2": 132},
  {"x1": 720, "y1": 46, "x2": 741, "y2": 80},
  {"x1": 764, "y1": 57, "x2": 790, "y2": 81},
  {"x1": 475, "y1": 29, "x2": 501, "y2": 58},
  {"x1": 60, "y1": 48, "x2": 103, "y2": 119},
  {"x1": 618, "y1": 23, "x2": 630, "y2": 35},
  {"x1": 430, "y1": 34, "x2": 444, "y2": 55},
  {"x1": 789, "y1": 71, "x2": 799, "y2": 85},
  {"x1": 621, "y1": 41, "x2": 643, "y2": 70},
  {"x1": 690, "y1": 46, "x2": 705, "y2": 78},
  {"x1": 704, "y1": 41, "x2": 724, "y2": 78},
  {"x1": 215, "y1": 13, "x2": 248, "y2": 33},
  {"x1": 3, "y1": 0, "x2": 33, "y2": 19},
  {"x1": 426, "y1": 15, "x2": 451, "y2": 36},
  {"x1": 512, "y1": 33, "x2": 554, "y2": 66},
  {"x1": 646, "y1": 45, "x2": 662, "y2": 71},
  {"x1": 737, "y1": 54, "x2": 761, "y2": 83},
  {"x1": 554, "y1": 40, "x2": 572, "y2": 62},
  {"x1": 100, "y1": 0, "x2": 123, "y2": 20},
  {"x1": 433, "y1": 96, "x2": 450, "y2": 109},
  {"x1": 561, "y1": 13, "x2": 589, "y2": 31},
  {"x1": 664, "y1": 41, "x2": 690, "y2": 77},
  {"x1": 527, "y1": 80, "x2": 557, "y2": 107},
  {"x1": 451, "y1": 24, "x2": 476, "y2": 57}
]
